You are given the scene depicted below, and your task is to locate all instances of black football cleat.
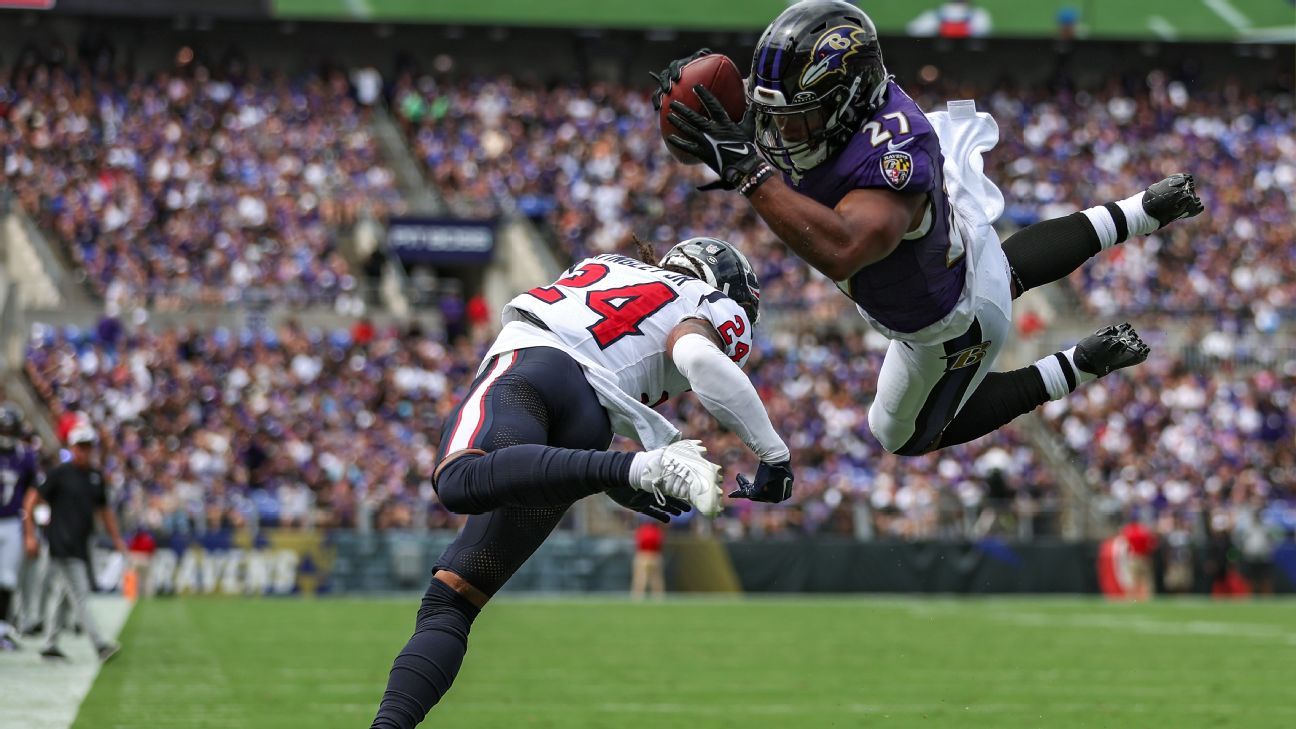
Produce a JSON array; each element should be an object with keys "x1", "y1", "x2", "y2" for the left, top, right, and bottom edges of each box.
[
  {"x1": 1075, "y1": 323, "x2": 1150, "y2": 378},
  {"x1": 97, "y1": 642, "x2": 121, "y2": 663},
  {"x1": 40, "y1": 645, "x2": 68, "y2": 660},
  {"x1": 1142, "y1": 173, "x2": 1203, "y2": 228}
]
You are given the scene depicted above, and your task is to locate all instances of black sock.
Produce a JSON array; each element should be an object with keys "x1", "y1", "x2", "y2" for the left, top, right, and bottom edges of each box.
[
  {"x1": 435, "y1": 445, "x2": 634, "y2": 514},
  {"x1": 1000, "y1": 212, "x2": 1101, "y2": 295},
  {"x1": 372, "y1": 579, "x2": 481, "y2": 729},
  {"x1": 938, "y1": 368, "x2": 1051, "y2": 448},
  {"x1": 0, "y1": 588, "x2": 11, "y2": 627}
]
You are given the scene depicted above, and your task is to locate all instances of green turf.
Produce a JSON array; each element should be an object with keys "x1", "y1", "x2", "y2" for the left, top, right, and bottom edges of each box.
[
  {"x1": 272, "y1": 0, "x2": 1294, "y2": 39},
  {"x1": 76, "y1": 596, "x2": 1296, "y2": 728}
]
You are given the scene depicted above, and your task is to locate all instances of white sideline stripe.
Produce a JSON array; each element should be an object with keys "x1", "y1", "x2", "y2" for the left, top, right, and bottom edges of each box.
[
  {"x1": 0, "y1": 596, "x2": 133, "y2": 729},
  {"x1": 596, "y1": 700, "x2": 1296, "y2": 716},
  {"x1": 343, "y1": 0, "x2": 374, "y2": 20},
  {"x1": 991, "y1": 609, "x2": 1296, "y2": 645},
  {"x1": 1202, "y1": 0, "x2": 1252, "y2": 30},
  {"x1": 1147, "y1": 16, "x2": 1179, "y2": 40},
  {"x1": 445, "y1": 352, "x2": 516, "y2": 453},
  {"x1": 1241, "y1": 26, "x2": 1296, "y2": 42}
]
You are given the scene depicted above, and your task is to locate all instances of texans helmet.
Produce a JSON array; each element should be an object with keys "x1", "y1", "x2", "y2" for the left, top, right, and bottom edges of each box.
[
  {"x1": 659, "y1": 237, "x2": 762, "y2": 324},
  {"x1": 0, "y1": 404, "x2": 22, "y2": 451},
  {"x1": 748, "y1": 0, "x2": 889, "y2": 177}
]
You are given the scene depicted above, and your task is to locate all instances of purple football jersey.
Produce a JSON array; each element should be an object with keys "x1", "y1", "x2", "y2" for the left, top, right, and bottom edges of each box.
[
  {"x1": 787, "y1": 81, "x2": 967, "y2": 334},
  {"x1": 0, "y1": 447, "x2": 37, "y2": 518}
]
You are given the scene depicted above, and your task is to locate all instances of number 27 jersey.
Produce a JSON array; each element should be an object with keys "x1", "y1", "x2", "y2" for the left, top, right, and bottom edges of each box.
[{"x1": 495, "y1": 254, "x2": 753, "y2": 406}]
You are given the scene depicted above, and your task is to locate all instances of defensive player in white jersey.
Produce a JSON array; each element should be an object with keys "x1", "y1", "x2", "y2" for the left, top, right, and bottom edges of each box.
[{"x1": 370, "y1": 238, "x2": 793, "y2": 729}]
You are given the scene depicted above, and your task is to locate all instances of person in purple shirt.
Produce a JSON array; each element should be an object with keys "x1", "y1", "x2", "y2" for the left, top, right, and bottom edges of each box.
[
  {"x1": 0, "y1": 405, "x2": 38, "y2": 650},
  {"x1": 656, "y1": 0, "x2": 1203, "y2": 457}
]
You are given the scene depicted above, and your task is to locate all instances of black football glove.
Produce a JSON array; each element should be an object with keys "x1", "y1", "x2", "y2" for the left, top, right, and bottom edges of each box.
[
  {"x1": 649, "y1": 48, "x2": 711, "y2": 111},
  {"x1": 730, "y1": 460, "x2": 794, "y2": 504},
  {"x1": 606, "y1": 483, "x2": 692, "y2": 524},
  {"x1": 666, "y1": 86, "x2": 773, "y2": 195}
]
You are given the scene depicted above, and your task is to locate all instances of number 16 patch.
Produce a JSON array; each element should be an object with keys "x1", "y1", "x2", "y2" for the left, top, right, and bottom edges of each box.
[{"x1": 881, "y1": 150, "x2": 913, "y2": 190}]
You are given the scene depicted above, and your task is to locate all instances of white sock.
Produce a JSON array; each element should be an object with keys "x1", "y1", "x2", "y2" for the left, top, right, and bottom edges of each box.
[
  {"x1": 1033, "y1": 353, "x2": 1073, "y2": 401},
  {"x1": 1033, "y1": 347, "x2": 1098, "y2": 401},
  {"x1": 1079, "y1": 191, "x2": 1159, "y2": 251},
  {"x1": 1080, "y1": 205, "x2": 1121, "y2": 250},
  {"x1": 629, "y1": 451, "x2": 652, "y2": 487},
  {"x1": 1116, "y1": 191, "x2": 1160, "y2": 236}
]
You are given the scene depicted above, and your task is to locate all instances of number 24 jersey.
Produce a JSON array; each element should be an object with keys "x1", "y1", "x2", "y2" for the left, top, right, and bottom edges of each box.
[{"x1": 497, "y1": 254, "x2": 754, "y2": 407}]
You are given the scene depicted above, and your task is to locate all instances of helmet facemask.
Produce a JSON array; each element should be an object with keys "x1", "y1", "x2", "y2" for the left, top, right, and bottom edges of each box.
[{"x1": 750, "y1": 76, "x2": 863, "y2": 178}]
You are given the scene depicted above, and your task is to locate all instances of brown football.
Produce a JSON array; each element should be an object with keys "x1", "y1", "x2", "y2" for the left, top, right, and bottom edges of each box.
[{"x1": 659, "y1": 54, "x2": 747, "y2": 165}]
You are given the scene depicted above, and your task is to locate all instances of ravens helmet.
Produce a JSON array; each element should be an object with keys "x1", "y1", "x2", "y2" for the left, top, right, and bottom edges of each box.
[
  {"x1": 659, "y1": 237, "x2": 762, "y2": 324},
  {"x1": 0, "y1": 404, "x2": 22, "y2": 451},
  {"x1": 748, "y1": 0, "x2": 889, "y2": 177}
]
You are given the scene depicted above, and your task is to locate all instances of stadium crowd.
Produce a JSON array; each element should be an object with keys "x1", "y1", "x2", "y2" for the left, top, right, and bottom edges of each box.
[
  {"x1": 1042, "y1": 345, "x2": 1296, "y2": 572},
  {"x1": 1, "y1": 53, "x2": 404, "y2": 310},
  {"x1": 393, "y1": 70, "x2": 1296, "y2": 325},
  {"x1": 23, "y1": 319, "x2": 1056, "y2": 543},
  {"x1": 2, "y1": 44, "x2": 1291, "y2": 563}
]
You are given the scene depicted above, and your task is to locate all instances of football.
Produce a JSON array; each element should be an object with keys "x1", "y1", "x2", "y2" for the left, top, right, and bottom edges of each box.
[{"x1": 659, "y1": 53, "x2": 748, "y2": 164}]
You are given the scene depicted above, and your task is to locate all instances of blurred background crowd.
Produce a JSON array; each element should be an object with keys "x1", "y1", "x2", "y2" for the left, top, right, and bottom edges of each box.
[
  {"x1": 1, "y1": 24, "x2": 1293, "y2": 590},
  {"x1": 392, "y1": 70, "x2": 1296, "y2": 328},
  {"x1": 1, "y1": 48, "x2": 404, "y2": 311}
]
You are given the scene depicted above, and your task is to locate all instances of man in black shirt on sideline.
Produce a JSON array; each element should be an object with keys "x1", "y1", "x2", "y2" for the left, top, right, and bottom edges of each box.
[{"x1": 22, "y1": 424, "x2": 127, "y2": 661}]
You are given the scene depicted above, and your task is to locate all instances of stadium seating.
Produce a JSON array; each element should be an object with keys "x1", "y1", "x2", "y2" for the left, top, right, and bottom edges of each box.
[
  {"x1": 1, "y1": 60, "x2": 405, "y2": 309},
  {"x1": 24, "y1": 320, "x2": 1055, "y2": 539},
  {"x1": 394, "y1": 73, "x2": 1295, "y2": 323},
  {"x1": 6, "y1": 56, "x2": 1292, "y2": 545}
]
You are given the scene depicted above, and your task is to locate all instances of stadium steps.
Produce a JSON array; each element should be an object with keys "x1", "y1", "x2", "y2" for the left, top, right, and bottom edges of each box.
[
  {"x1": 368, "y1": 99, "x2": 562, "y2": 313},
  {"x1": 0, "y1": 202, "x2": 86, "y2": 310},
  {"x1": 1014, "y1": 411, "x2": 1109, "y2": 540},
  {"x1": 371, "y1": 104, "x2": 446, "y2": 216}
]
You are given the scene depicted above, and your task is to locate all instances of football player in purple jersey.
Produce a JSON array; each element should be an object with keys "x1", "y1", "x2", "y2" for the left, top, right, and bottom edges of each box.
[
  {"x1": 0, "y1": 405, "x2": 38, "y2": 650},
  {"x1": 655, "y1": 0, "x2": 1202, "y2": 456}
]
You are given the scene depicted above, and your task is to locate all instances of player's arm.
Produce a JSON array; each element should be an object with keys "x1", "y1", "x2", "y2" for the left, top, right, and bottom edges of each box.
[
  {"x1": 99, "y1": 506, "x2": 128, "y2": 554},
  {"x1": 666, "y1": 87, "x2": 924, "y2": 281},
  {"x1": 746, "y1": 179, "x2": 925, "y2": 281},
  {"x1": 22, "y1": 484, "x2": 43, "y2": 556},
  {"x1": 667, "y1": 318, "x2": 793, "y2": 503}
]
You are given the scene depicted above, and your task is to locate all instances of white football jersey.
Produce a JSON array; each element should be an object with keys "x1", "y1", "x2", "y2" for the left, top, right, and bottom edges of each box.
[{"x1": 495, "y1": 254, "x2": 754, "y2": 406}]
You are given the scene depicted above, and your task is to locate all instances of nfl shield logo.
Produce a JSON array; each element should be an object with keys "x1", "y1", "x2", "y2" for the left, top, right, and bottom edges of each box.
[{"x1": 880, "y1": 150, "x2": 913, "y2": 190}]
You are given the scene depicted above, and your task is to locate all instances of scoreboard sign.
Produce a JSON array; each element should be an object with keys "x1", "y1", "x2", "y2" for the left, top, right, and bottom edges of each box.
[{"x1": 0, "y1": 1, "x2": 56, "y2": 8}]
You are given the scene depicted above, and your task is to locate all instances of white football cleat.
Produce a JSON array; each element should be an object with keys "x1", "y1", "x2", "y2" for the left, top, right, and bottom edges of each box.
[{"x1": 637, "y1": 439, "x2": 724, "y2": 517}]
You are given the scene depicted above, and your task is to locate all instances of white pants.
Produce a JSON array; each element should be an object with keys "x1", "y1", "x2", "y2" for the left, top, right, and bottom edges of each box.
[
  {"x1": 0, "y1": 517, "x2": 20, "y2": 589},
  {"x1": 868, "y1": 101, "x2": 1014, "y2": 454},
  {"x1": 43, "y1": 557, "x2": 106, "y2": 649}
]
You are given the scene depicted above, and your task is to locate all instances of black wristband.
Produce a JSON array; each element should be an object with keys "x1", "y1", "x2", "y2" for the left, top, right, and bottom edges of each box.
[{"x1": 739, "y1": 162, "x2": 774, "y2": 197}]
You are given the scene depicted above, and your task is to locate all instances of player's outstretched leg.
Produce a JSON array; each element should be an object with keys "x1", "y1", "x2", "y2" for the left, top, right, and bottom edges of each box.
[
  {"x1": 1001, "y1": 174, "x2": 1203, "y2": 298},
  {"x1": 435, "y1": 346, "x2": 722, "y2": 516},
  {"x1": 370, "y1": 573, "x2": 482, "y2": 729},
  {"x1": 937, "y1": 323, "x2": 1149, "y2": 448},
  {"x1": 436, "y1": 439, "x2": 721, "y2": 516},
  {"x1": 371, "y1": 503, "x2": 569, "y2": 729}
]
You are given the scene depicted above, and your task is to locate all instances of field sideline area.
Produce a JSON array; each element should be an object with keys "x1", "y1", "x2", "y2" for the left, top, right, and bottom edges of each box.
[{"x1": 18, "y1": 596, "x2": 1289, "y2": 728}]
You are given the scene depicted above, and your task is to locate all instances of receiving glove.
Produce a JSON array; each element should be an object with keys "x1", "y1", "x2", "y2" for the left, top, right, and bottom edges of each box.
[
  {"x1": 606, "y1": 483, "x2": 693, "y2": 523},
  {"x1": 649, "y1": 48, "x2": 712, "y2": 111},
  {"x1": 666, "y1": 86, "x2": 773, "y2": 196},
  {"x1": 730, "y1": 460, "x2": 794, "y2": 503}
]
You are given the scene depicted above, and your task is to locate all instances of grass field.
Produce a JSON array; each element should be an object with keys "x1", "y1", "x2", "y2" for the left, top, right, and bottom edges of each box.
[
  {"x1": 271, "y1": 0, "x2": 1296, "y2": 40},
  {"x1": 72, "y1": 596, "x2": 1295, "y2": 729}
]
